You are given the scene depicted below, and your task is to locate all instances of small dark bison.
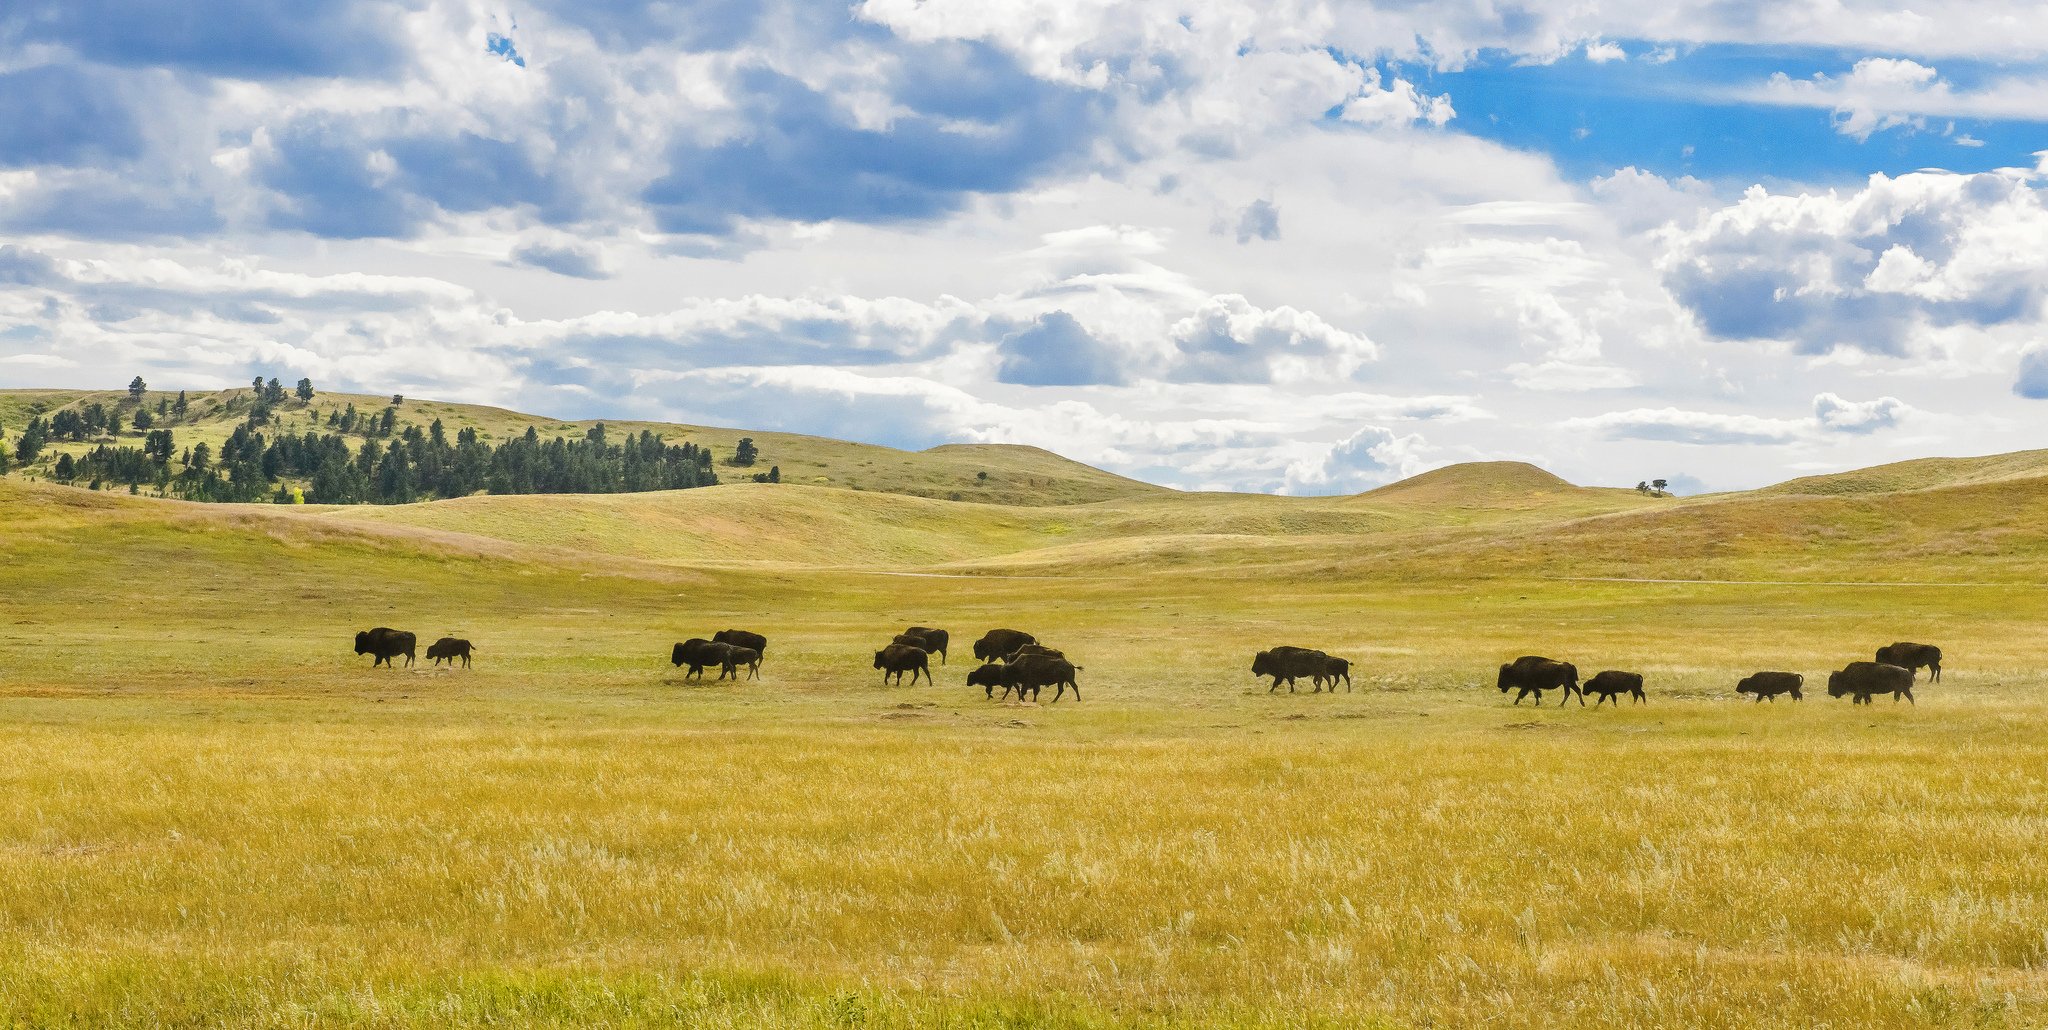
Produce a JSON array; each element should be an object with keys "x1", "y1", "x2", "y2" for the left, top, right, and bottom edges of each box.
[
  {"x1": 671, "y1": 638, "x2": 737, "y2": 680},
  {"x1": 725, "y1": 645, "x2": 762, "y2": 680},
  {"x1": 1829, "y1": 661, "x2": 1915, "y2": 705},
  {"x1": 874, "y1": 643, "x2": 931, "y2": 686},
  {"x1": 904, "y1": 627, "x2": 950, "y2": 664},
  {"x1": 1496, "y1": 655, "x2": 1581, "y2": 706},
  {"x1": 973, "y1": 629, "x2": 1036, "y2": 663},
  {"x1": 713, "y1": 629, "x2": 768, "y2": 657},
  {"x1": 1735, "y1": 671, "x2": 1803, "y2": 702},
  {"x1": 967, "y1": 663, "x2": 1015, "y2": 700},
  {"x1": 355, "y1": 628, "x2": 416, "y2": 668},
  {"x1": 1582, "y1": 670, "x2": 1644, "y2": 705},
  {"x1": 1313, "y1": 654, "x2": 1353, "y2": 693},
  {"x1": 1252, "y1": 646, "x2": 1328, "y2": 693},
  {"x1": 999, "y1": 653, "x2": 1082, "y2": 703},
  {"x1": 425, "y1": 637, "x2": 474, "y2": 668},
  {"x1": 1875, "y1": 642, "x2": 1941, "y2": 682}
]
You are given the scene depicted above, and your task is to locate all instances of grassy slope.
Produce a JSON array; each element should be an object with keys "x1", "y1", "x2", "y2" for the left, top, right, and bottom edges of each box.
[
  {"x1": 12, "y1": 417, "x2": 2048, "y2": 1024},
  {"x1": 0, "y1": 388, "x2": 1161, "y2": 506}
]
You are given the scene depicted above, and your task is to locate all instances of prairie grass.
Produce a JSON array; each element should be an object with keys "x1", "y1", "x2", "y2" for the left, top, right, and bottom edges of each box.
[{"x1": 4, "y1": 474, "x2": 2048, "y2": 1027}]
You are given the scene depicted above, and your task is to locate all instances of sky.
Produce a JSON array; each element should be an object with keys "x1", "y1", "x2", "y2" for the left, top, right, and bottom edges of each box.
[{"x1": 3, "y1": 2, "x2": 2048, "y2": 494}]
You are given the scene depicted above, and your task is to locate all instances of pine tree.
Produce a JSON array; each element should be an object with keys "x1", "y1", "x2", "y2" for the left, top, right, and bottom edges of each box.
[
  {"x1": 53, "y1": 453, "x2": 76, "y2": 480},
  {"x1": 296, "y1": 378, "x2": 315, "y2": 402},
  {"x1": 173, "y1": 391, "x2": 189, "y2": 416},
  {"x1": 732, "y1": 437, "x2": 758, "y2": 467},
  {"x1": 128, "y1": 376, "x2": 147, "y2": 401}
]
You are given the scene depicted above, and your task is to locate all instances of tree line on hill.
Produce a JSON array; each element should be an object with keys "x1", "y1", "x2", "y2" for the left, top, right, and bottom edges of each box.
[{"x1": 2, "y1": 378, "x2": 777, "y2": 504}]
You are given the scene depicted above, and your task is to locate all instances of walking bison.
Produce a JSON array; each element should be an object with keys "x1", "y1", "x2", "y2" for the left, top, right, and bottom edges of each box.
[
  {"x1": 355, "y1": 628, "x2": 416, "y2": 668},
  {"x1": 1582, "y1": 670, "x2": 1644, "y2": 705},
  {"x1": 874, "y1": 644, "x2": 931, "y2": 686},
  {"x1": 1496, "y1": 655, "x2": 1581, "y2": 706},
  {"x1": 973, "y1": 629, "x2": 1036, "y2": 662},
  {"x1": 1252, "y1": 646, "x2": 1329, "y2": 693},
  {"x1": 671, "y1": 638, "x2": 738, "y2": 680},
  {"x1": 726, "y1": 645, "x2": 763, "y2": 680},
  {"x1": 903, "y1": 627, "x2": 950, "y2": 663},
  {"x1": 714, "y1": 629, "x2": 768, "y2": 657},
  {"x1": 425, "y1": 637, "x2": 473, "y2": 668},
  {"x1": 1874, "y1": 642, "x2": 1941, "y2": 682},
  {"x1": 1735, "y1": 671, "x2": 1803, "y2": 702},
  {"x1": 1829, "y1": 661, "x2": 1916, "y2": 705}
]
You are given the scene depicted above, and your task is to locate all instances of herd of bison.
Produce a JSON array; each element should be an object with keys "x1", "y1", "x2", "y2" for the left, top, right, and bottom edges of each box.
[{"x1": 351, "y1": 628, "x2": 1946, "y2": 706}]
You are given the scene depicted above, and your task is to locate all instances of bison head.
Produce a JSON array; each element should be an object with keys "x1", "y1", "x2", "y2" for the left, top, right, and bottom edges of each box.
[
  {"x1": 1826, "y1": 671, "x2": 1850, "y2": 698},
  {"x1": 1495, "y1": 663, "x2": 1514, "y2": 692},
  {"x1": 873, "y1": 650, "x2": 888, "y2": 669},
  {"x1": 1251, "y1": 651, "x2": 1275, "y2": 677},
  {"x1": 1735, "y1": 679, "x2": 1755, "y2": 695},
  {"x1": 671, "y1": 643, "x2": 686, "y2": 667},
  {"x1": 354, "y1": 631, "x2": 370, "y2": 655}
]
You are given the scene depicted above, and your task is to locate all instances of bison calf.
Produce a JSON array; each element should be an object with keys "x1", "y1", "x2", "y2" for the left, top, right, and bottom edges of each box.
[
  {"x1": 1735, "y1": 671, "x2": 1803, "y2": 702},
  {"x1": 425, "y1": 637, "x2": 474, "y2": 668},
  {"x1": 1582, "y1": 670, "x2": 1644, "y2": 705},
  {"x1": 874, "y1": 644, "x2": 930, "y2": 686}
]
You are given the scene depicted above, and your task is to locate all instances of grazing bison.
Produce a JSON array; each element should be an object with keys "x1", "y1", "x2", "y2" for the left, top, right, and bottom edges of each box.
[
  {"x1": 1496, "y1": 655, "x2": 1581, "y2": 706},
  {"x1": 967, "y1": 663, "x2": 1016, "y2": 700},
  {"x1": 1004, "y1": 653, "x2": 1082, "y2": 703},
  {"x1": 425, "y1": 637, "x2": 474, "y2": 668},
  {"x1": 355, "y1": 628, "x2": 416, "y2": 668},
  {"x1": 1829, "y1": 661, "x2": 1916, "y2": 705},
  {"x1": 1313, "y1": 654, "x2": 1353, "y2": 693},
  {"x1": 671, "y1": 638, "x2": 737, "y2": 681},
  {"x1": 1735, "y1": 671, "x2": 1803, "y2": 702},
  {"x1": 713, "y1": 629, "x2": 768, "y2": 657},
  {"x1": 874, "y1": 644, "x2": 931, "y2": 686},
  {"x1": 904, "y1": 627, "x2": 950, "y2": 664},
  {"x1": 725, "y1": 645, "x2": 763, "y2": 680},
  {"x1": 1252, "y1": 647, "x2": 1322, "y2": 693},
  {"x1": 1582, "y1": 670, "x2": 1644, "y2": 705},
  {"x1": 1875, "y1": 642, "x2": 1942, "y2": 682},
  {"x1": 973, "y1": 629, "x2": 1037, "y2": 663}
]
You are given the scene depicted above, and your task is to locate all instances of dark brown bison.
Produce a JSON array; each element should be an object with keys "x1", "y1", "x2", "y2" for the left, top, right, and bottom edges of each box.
[
  {"x1": 1582, "y1": 670, "x2": 1643, "y2": 705},
  {"x1": 425, "y1": 637, "x2": 473, "y2": 668},
  {"x1": 1252, "y1": 646, "x2": 1326, "y2": 693},
  {"x1": 1875, "y1": 642, "x2": 1941, "y2": 682},
  {"x1": 714, "y1": 629, "x2": 768, "y2": 656},
  {"x1": 671, "y1": 638, "x2": 737, "y2": 680},
  {"x1": 1003, "y1": 653, "x2": 1081, "y2": 703},
  {"x1": 1313, "y1": 654, "x2": 1353, "y2": 692},
  {"x1": 355, "y1": 628, "x2": 416, "y2": 668},
  {"x1": 968, "y1": 662, "x2": 1017, "y2": 700},
  {"x1": 1829, "y1": 661, "x2": 1915, "y2": 705},
  {"x1": 1496, "y1": 655, "x2": 1581, "y2": 706},
  {"x1": 904, "y1": 627, "x2": 950, "y2": 663},
  {"x1": 726, "y1": 645, "x2": 762, "y2": 680},
  {"x1": 1735, "y1": 671, "x2": 1803, "y2": 702},
  {"x1": 874, "y1": 644, "x2": 931, "y2": 686},
  {"x1": 973, "y1": 629, "x2": 1036, "y2": 663}
]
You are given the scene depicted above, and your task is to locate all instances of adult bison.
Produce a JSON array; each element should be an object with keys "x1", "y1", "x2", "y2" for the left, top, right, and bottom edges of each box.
[
  {"x1": 874, "y1": 644, "x2": 931, "y2": 686},
  {"x1": 1581, "y1": 670, "x2": 1644, "y2": 705},
  {"x1": 355, "y1": 628, "x2": 416, "y2": 668},
  {"x1": 904, "y1": 627, "x2": 950, "y2": 664},
  {"x1": 1735, "y1": 671, "x2": 1803, "y2": 702},
  {"x1": 714, "y1": 629, "x2": 768, "y2": 657},
  {"x1": 1829, "y1": 661, "x2": 1916, "y2": 705},
  {"x1": 973, "y1": 629, "x2": 1036, "y2": 663},
  {"x1": 671, "y1": 638, "x2": 737, "y2": 680},
  {"x1": 1005, "y1": 653, "x2": 1081, "y2": 703},
  {"x1": 1252, "y1": 646, "x2": 1326, "y2": 693},
  {"x1": 1496, "y1": 655, "x2": 1581, "y2": 706},
  {"x1": 1875, "y1": 642, "x2": 1942, "y2": 682},
  {"x1": 1002, "y1": 643, "x2": 1064, "y2": 663},
  {"x1": 425, "y1": 637, "x2": 474, "y2": 668}
]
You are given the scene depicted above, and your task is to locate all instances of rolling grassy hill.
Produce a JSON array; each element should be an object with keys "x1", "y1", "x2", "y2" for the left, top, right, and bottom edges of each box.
[{"x1": 10, "y1": 391, "x2": 2048, "y2": 1026}]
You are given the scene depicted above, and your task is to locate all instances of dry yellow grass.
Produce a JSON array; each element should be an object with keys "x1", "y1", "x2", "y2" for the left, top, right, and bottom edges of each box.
[{"x1": 5, "y1": 435, "x2": 2048, "y2": 1027}]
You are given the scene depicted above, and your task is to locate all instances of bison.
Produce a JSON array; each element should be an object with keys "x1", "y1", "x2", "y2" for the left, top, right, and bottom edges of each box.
[
  {"x1": 1313, "y1": 654, "x2": 1353, "y2": 693},
  {"x1": 967, "y1": 662, "x2": 1016, "y2": 700},
  {"x1": 1496, "y1": 655, "x2": 1581, "y2": 706},
  {"x1": 714, "y1": 629, "x2": 768, "y2": 657},
  {"x1": 725, "y1": 645, "x2": 763, "y2": 680},
  {"x1": 1829, "y1": 661, "x2": 1916, "y2": 705},
  {"x1": 1252, "y1": 646, "x2": 1327, "y2": 693},
  {"x1": 1875, "y1": 642, "x2": 1941, "y2": 683},
  {"x1": 1003, "y1": 653, "x2": 1081, "y2": 703},
  {"x1": 1002, "y1": 643, "x2": 1065, "y2": 663},
  {"x1": 1735, "y1": 671, "x2": 1803, "y2": 702},
  {"x1": 904, "y1": 627, "x2": 950, "y2": 664},
  {"x1": 874, "y1": 644, "x2": 931, "y2": 686},
  {"x1": 973, "y1": 629, "x2": 1036, "y2": 663},
  {"x1": 671, "y1": 638, "x2": 737, "y2": 680},
  {"x1": 425, "y1": 637, "x2": 474, "y2": 668},
  {"x1": 1581, "y1": 670, "x2": 1644, "y2": 705},
  {"x1": 355, "y1": 628, "x2": 416, "y2": 669}
]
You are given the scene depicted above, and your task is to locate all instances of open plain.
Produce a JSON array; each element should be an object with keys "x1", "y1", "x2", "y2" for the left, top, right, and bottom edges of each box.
[{"x1": 5, "y1": 408, "x2": 2048, "y2": 1028}]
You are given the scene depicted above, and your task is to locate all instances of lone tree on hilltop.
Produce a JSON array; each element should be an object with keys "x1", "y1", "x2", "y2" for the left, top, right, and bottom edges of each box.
[
  {"x1": 1652, "y1": 478, "x2": 1669, "y2": 495},
  {"x1": 128, "y1": 376, "x2": 147, "y2": 401},
  {"x1": 297, "y1": 378, "x2": 315, "y2": 401}
]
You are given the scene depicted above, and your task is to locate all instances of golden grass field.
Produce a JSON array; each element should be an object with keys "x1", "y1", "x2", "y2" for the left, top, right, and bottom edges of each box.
[{"x1": 5, "y1": 392, "x2": 2048, "y2": 1027}]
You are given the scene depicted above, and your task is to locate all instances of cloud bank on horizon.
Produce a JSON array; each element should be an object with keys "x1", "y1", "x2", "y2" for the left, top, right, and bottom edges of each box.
[{"x1": 3, "y1": 0, "x2": 2047, "y2": 494}]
